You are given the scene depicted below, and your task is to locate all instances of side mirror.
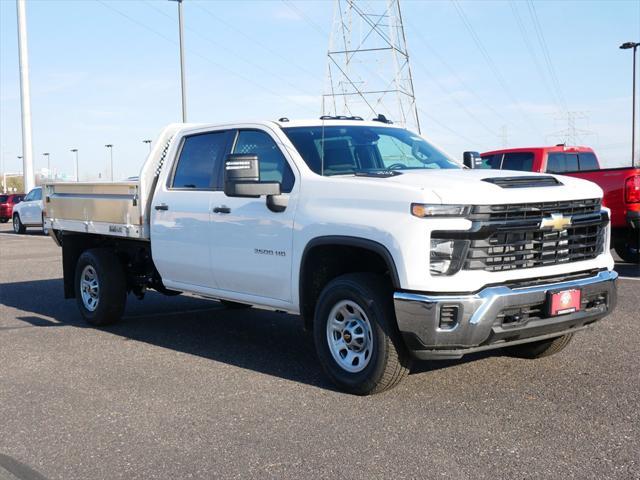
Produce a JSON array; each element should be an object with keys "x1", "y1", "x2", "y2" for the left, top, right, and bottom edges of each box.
[
  {"x1": 224, "y1": 154, "x2": 281, "y2": 198},
  {"x1": 463, "y1": 151, "x2": 481, "y2": 169}
]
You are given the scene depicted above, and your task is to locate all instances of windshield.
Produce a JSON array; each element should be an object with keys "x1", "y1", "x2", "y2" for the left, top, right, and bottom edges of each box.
[{"x1": 282, "y1": 125, "x2": 460, "y2": 176}]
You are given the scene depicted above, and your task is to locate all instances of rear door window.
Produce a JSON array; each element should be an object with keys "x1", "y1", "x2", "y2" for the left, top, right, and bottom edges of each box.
[
  {"x1": 547, "y1": 152, "x2": 579, "y2": 173},
  {"x1": 578, "y1": 152, "x2": 598, "y2": 170},
  {"x1": 501, "y1": 152, "x2": 534, "y2": 171},
  {"x1": 172, "y1": 131, "x2": 229, "y2": 189}
]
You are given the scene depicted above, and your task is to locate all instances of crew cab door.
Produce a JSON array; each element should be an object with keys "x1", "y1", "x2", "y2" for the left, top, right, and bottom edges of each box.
[
  {"x1": 209, "y1": 128, "x2": 298, "y2": 302},
  {"x1": 150, "y1": 129, "x2": 233, "y2": 289}
]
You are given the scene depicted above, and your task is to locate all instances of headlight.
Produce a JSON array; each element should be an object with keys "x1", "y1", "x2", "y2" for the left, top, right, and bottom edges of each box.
[
  {"x1": 412, "y1": 204, "x2": 470, "y2": 218},
  {"x1": 430, "y1": 238, "x2": 469, "y2": 275}
]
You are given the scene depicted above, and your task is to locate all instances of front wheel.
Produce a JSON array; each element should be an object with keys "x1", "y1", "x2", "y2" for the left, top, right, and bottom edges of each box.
[
  {"x1": 74, "y1": 248, "x2": 127, "y2": 326},
  {"x1": 505, "y1": 333, "x2": 574, "y2": 359},
  {"x1": 41, "y1": 214, "x2": 49, "y2": 236},
  {"x1": 313, "y1": 273, "x2": 412, "y2": 395},
  {"x1": 12, "y1": 214, "x2": 25, "y2": 234}
]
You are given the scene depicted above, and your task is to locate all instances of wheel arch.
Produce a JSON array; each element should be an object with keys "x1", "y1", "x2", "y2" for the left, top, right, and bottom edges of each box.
[{"x1": 298, "y1": 235, "x2": 401, "y2": 330}]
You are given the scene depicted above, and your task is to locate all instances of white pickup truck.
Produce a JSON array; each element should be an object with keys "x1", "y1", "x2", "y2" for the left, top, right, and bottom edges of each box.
[{"x1": 44, "y1": 118, "x2": 617, "y2": 394}]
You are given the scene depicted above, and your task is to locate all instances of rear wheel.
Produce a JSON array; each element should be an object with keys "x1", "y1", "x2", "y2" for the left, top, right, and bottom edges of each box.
[
  {"x1": 74, "y1": 248, "x2": 127, "y2": 326},
  {"x1": 505, "y1": 333, "x2": 574, "y2": 359},
  {"x1": 12, "y1": 214, "x2": 25, "y2": 234},
  {"x1": 613, "y1": 230, "x2": 639, "y2": 264},
  {"x1": 313, "y1": 273, "x2": 411, "y2": 395},
  {"x1": 0, "y1": 218, "x2": 8, "y2": 223}
]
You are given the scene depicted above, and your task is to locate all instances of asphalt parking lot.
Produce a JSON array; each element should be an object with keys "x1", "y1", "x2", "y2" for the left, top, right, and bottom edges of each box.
[{"x1": 0, "y1": 223, "x2": 638, "y2": 480}]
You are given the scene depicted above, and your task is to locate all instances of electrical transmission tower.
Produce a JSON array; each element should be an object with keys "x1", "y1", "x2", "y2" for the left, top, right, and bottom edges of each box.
[
  {"x1": 546, "y1": 111, "x2": 596, "y2": 146},
  {"x1": 323, "y1": 0, "x2": 421, "y2": 133}
]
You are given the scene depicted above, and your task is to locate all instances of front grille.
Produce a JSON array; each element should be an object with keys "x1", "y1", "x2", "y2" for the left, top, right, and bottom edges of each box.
[
  {"x1": 469, "y1": 198, "x2": 601, "y2": 222},
  {"x1": 434, "y1": 199, "x2": 607, "y2": 273},
  {"x1": 465, "y1": 223, "x2": 605, "y2": 271}
]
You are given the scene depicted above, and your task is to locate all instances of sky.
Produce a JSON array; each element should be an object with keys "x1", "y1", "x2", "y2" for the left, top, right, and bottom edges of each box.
[{"x1": 1, "y1": 0, "x2": 639, "y2": 181}]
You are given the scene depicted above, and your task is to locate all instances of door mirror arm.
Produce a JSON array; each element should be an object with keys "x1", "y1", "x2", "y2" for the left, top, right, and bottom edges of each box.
[{"x1": 266, "y1": 194, "x2": 288, "y2": 213}]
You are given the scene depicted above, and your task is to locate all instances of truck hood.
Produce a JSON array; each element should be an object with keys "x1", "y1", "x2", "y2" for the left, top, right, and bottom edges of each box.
[{"x1": 382, "y1": 169, "x2": 603, "y2": 204}]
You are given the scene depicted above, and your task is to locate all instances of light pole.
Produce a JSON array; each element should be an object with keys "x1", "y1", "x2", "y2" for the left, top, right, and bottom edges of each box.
[
  {"x1": 16, "y1": 0, "x2": 34, "y2": 193},
  {"x1": 42, "y1": 152, "x2": 50, "y2": 178},
  {"x1": 71, "y1": 149, "x2": 79, "y2": 181},
  {"x1": 170, "y1": 0, "x2": 187, "y2": 122},
  {"x1": 143, "y1": 139, "x2": 152, "y2": 152},
  {"x1": 620, "y1": 41, "x2": 639, "y2": 167},
  {"x1": 105, "y1": 144, "x2": 113, "y2": 181}
]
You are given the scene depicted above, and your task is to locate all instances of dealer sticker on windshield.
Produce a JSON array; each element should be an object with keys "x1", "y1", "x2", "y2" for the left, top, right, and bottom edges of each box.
[{"x1": 548, "y1": 289, "x2": 581, "y2": 316}]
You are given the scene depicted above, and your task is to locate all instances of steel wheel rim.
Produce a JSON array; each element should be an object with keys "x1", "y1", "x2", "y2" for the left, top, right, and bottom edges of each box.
[
  {"x1": 80, "y1": 265, "x2": 100, "y2": 312},
  {"x1": 326, "y1": 300, "x2": 373, "y2": 373}
]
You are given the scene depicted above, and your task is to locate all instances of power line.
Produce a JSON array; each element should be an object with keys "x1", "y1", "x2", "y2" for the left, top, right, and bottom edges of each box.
[
  {"x1": 143, "y1": 0, "x2": 318, "y2": 101},
  {"x1": 509, "y1": 1, "x2": 564, "y2": 112},
  {"x1": 280, "y1": 0, "x2": 329, "y2": 37},
  {"x1": 403, "y1": 19, "x2": 516, "y2": 130},
  {"x1": 95, "y1": 0, "x2": 316, "y2": 114},
  {"x1": 526, "y1": 0, "x2": 568, "y2": 112},
  {"x1": 417, "y1": 106, "x2": 489, "y2": 150},
  {"x1": 193, "y1": 2, "x2": 321, "y2": 81},
  {"x1": 451, "y1": 0, "x2": 543, "y2": 137}
]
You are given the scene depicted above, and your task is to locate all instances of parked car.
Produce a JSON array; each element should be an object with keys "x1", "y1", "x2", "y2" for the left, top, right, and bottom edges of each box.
[
  {"x1": 12, "y1": 186, "x2": 46, "y2": 234},
  {"x1": 0, "y1": 193, "x2": 25, "y2": 223},
  {"x1": 44, "y1": 119, "x2": 617, "y2": 394},
  {"x1": 471, "y1": 145, "x2": 639, "y2": 263}
]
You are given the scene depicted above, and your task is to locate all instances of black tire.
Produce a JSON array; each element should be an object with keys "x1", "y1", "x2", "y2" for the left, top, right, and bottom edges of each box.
[
  {"x1": 505, "y1": 333, "x2": 574, "y2": 359},
  {"x1": 313, "y1": 273, "x2": 412, "y2": 395},
  {"x1": 12, "y1": 214, "x2": 25, "y2": 234},
  {"x1": 219, "y1": 299, "x2": 251, "y2": 309},
  {"x1": 41, "y1": 214, "x2": 49, "y2": 236},
  {"x1": 613, "y1": 232, "x2": 639, "y2": 264},
  {"x1": 0, "y1": 218, "x2": 8, "y2": 223},
  {"x1": 74, "y1": 248, "x2": 127, "y2": 326}
]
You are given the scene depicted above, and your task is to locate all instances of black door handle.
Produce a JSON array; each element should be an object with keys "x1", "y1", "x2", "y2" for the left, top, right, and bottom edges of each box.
[
  {"x1": 154, "y1": 203, "x2": 169, "y2": 211},
  {"x1": 213, "y1": 206, "x2": 231, "y2": 214}
]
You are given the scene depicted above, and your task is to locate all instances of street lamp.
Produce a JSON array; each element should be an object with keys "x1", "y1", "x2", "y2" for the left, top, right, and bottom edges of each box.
[
  {"x1": 143, "y1": 139, "x2": 152, "y2": 152},
  {"x1": 169, "y1": 0, "x2": 187, "y2": 122},
  {"x1": 105, "y1": 144, "x2": 113, "y2": 181},
  {"x1": 42, "y1": 152, "x2": 50, "y2": 178},
  {"x1": 71, "y1": 148, "x2": 79, "y2": 181},
  {"x1": 620, "y1": 41, "x2": 639, "y2": 167}
]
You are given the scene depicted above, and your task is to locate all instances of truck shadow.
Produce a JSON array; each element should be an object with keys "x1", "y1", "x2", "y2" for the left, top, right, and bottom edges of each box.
[
  {"x1": 2, "y1": 278, "x2": 491, "y2": 391},
  {"x1": 614, "y1": 260, "x2": 639, "y2": 278}
]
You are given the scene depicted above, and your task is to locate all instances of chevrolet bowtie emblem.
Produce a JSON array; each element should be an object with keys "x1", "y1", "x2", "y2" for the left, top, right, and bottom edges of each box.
[{"x1": 540, "y1": 213, "x2": 572, "y2": 231}]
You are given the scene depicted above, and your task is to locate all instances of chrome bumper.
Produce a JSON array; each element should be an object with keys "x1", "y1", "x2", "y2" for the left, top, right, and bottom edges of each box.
[{"x1": 394, "y1": 270, "x2": 618, "y2": 360}]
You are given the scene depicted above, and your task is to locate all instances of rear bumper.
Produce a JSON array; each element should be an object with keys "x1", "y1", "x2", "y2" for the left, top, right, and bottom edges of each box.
[{"x1": 394, "y1": 270, "x2": 618, "y2": 360}]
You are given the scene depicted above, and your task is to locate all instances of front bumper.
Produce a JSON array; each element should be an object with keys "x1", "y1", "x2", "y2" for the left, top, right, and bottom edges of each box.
[{"x1": 394, "y1": 270, "x2": 618, "y2": 360}]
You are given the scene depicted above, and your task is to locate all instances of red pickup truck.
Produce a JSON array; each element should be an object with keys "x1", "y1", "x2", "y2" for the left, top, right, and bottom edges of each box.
[{"x1": 472, "y1": 145, "x2": 639, "y2": 263}]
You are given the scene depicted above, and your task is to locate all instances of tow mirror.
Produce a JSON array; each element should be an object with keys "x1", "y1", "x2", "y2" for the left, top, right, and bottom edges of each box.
[
  {"x1": 224, "y1": 154, "x2": 281, "y2": 198},
  {"x1": 463, "y1": 151, "x2": 482, "y2": 169}
]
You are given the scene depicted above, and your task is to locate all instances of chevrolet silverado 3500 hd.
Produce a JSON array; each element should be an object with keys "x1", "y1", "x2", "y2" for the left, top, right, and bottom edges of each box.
[{"x1": 44, "y1": 119, "x2": 618, "y2": 394}]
